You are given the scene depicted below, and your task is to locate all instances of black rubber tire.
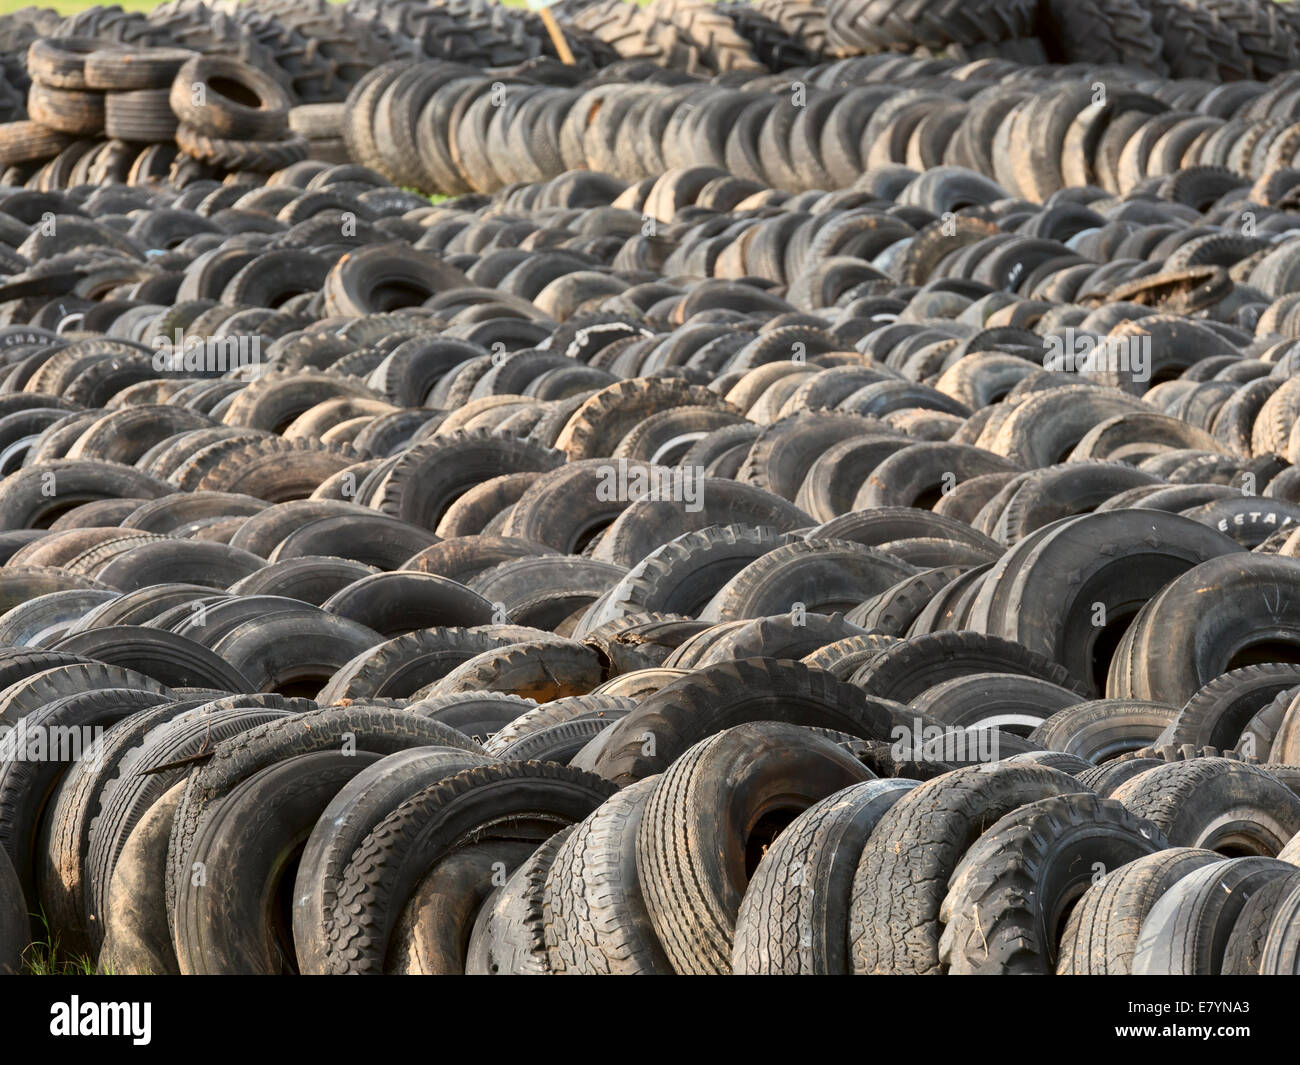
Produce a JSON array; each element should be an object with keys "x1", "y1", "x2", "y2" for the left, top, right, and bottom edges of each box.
[
  {"x1": 169, "y1": 53, "x2": 291, "y2": 141},
  {"x1": 325, "y1": 761, "x2": 617, "y2": 973},
  {"x1": 851, "y1": 630, "x2": 1088, "y2": 704},
  {"x1": 579, "y1": 657, "x2": 895, "y2": 786},
  {"x1": 1031, "y1": 699, "x2": 1178, "y2": 764},
  {"x1": 909, "y1": 671, "x2": 1081, "y2": 738},
  {"x1": 1221, "y1": 868, "x2": 1300, "y2": 975},
  {"x1": 1132, "y1": 856, "x2": 1300, "y2": 974},
  {"x1": 1107, "y1": 554, "x2": 1300, "y2": 707},
  {"x1": 0, "y1": 687, "x2": 170, "y2": 910},
  {"x1": 636, "y1": 721, "x2": 874, "y2": 974},
  {"x1": 542, "y1": 775, "x2": 675, "y2": 975},
  {"x1": 1260, "y1": 878, "x2": 1300, "y2": 974},
  {"x1": 321, "y1": 571, "x2": 495, "y2": 637},
  {"x1": 292, "y1": 744, "x2": 494, "y2": 974},
  {"x1": 732, "y1": 777, "x2": 918, "y2": 974},
  {"x1": 1112, "y1": 758, "x2": 1300, "y2": 856},
  {"x1": 95, "y1": 780, "x2": 186, "y2": 977},
  {"x1": 847, "y1": 762, "x2": 1089, "y2": 974},
  {"x1": 464, "y1": 826, "x2": 575, "y2": 976},
  {"x1": 1163, "y1": 664, "x2": 1300, "y2": 752},
  {"x1": 173, "y1": 749, "x2": 383, "y2": 974},
  {"x1": 166, "y1": 705, "x2": 484, "y2": 924},
  {"x1": 937, "y1": 792, "x2": 1167, "y2": 974},
  {"x1": 1055, "y1": 847, "x2": 1224, "y2": 975},
  {"x1": 700, "y1": 538, "x2": 917, "y2": 622}
]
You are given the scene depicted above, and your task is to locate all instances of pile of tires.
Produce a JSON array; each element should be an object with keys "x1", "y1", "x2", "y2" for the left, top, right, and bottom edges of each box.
[
  {"x1": 0, "y1": 139, "x2": 1296, "y2": 972},
  {"x1": 7, "y1": 0, "x2": 1300, "y2": 981},
  {"x1": 0, "y1": 42, "x2": 331, "y2": 189}
]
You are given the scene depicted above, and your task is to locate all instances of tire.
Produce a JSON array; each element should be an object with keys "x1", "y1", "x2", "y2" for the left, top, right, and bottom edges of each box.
[
  {"x1": 826, "y1": 0, "x2": 1035, "y2": 53},
  {"x1": 465, "y1": 827, "x2": 575, "y2": 976},
  {"x1": 1031, "y1": 699, "x2": 1178, "y2": 763},
  {"x1": 269, "y1": 513, "x2": 436, "y2": 570},
  {"x1": 909, "y1": 672, "x2": 1081, "y2": 738},
  {"x1": 1039, "y1": 0, "x2": 1163, "y2": 71},
  {"x1": 592, "y1": 479, "x2": 812, "y2": 569},
  {"x1": 427, "y1": 639, "x2": 604, "y2": 703},
  {"x1": 84, "y1": 46, "x2": 194, "y2": 91},
  {"x1": 732, "y1": 777, "x2": 918, "y2": 974},
  {"x1": 938, "y1": 792, "x2": 1167, "y2": 974},
  {"x1": 493, "y1": 717, "x2": 621, "y2": 764},
  {"x1": 851, "y1": 630, "x2": 1088, "y2": 704},
  {"x1": 26, "y1": 36, "x2": 99, "y2": 90},
  {"x1": 324, "y1": 242, "x2": 472, "y2": 318},
  {"x1": 170, "y1": 53, "x2": 290, "y2": 140},
  {"x1": 1112, "y1": 758, "x2": 1300, "y2": 855},
  {"x1": 104, "y1": 89, "x2": 178, "y2": 142},
  {"x1": 319, "y1": 627, "x2": 531, "y2": 705},
  {"x1": 579, "y1": 657, "x2": 895, "y2": 786},
  {"x1": 1132, "y1": 856, "x2": 1300, "y2": 974},
  {"x1": 1260, "y1": 878, "x2": 1300, "y2": 974},
  {"x1": 968, "y1": 510, "x2": 1241, "y2": 697},
  {"x1": 174, "y1": 749, "x2": 384, "y2": 974},
  {"x1": 1163, "y1": 664, "x2": 1300, "y2": 752},
  {"x1": 411, "y1": 692, "x2": 541, "y2": 746},
  {"x1": 26, "y1": 83, "x2": 104, "y2": 137},
  {"x1": 0, "y1": 846, "x2": 27, "y2": 974},
  {"x1": 579, "y1": 524, "x2": 797, "y2": 631},
  {"x1": 636, "y1": 721, "x2": 874, "y2": 974},
  {"x1": 700, "y1": 538, "x2": 917, "y2": 622},
  {"x1": 388, "y1": 839, "x2": 536, "y2": 975},
  {"x1": 326, "y1": 761, "x2": 616, "y2": 973},
  {"x1": 371, "y1": 430, "x2": 563, "y2": 533},
  {"x1": 321, "y1": 571, "x2": 494, "y2": 637},
  {"x1": 480, "y1": 693, "x2": 633, "y2": 755},
  {"x1": 542, "y1": 776, "x2": 674, "y2": 975},
  {"x1": 96, "y1": 781, "x2": 186, "y2": 976},
  {"x1": 0, "y1": 121, "x2": 72, "y2": 167},
  {"x1": 175, "y1": 125, "x2": 308, "y2": 172},
  {"x1": 166, "y1": 706, "x2": 483, "y2": 921},
  {"x1": 1107, "y1": 554, "x2": 1300, "y2": 707},
  {"x1": 1221, "y1": 868, "x2": 1300, "y2": 975},
  {"x1": 228, "y1": 556, "x2": 377, "y2": 607},
  {"x1": 1055, "y1": 847, "x2": 1225, "y2": 974},
  {"x1": 0, "y1": 687, "x2": 170, "y2": 909},
  {"x1": 292, "y1": 745, "x2": 494, "y2": 974},
  {"x1": 50, "y1": 627, "x2": 254, "y2": 693},
  {"x1": 848, "y1": 762, "x2": 1089, "y2": 974},
  {"x1": 0, "y1": 459, "x2": 170, "y2": 531},
  {"x1": 0, "y1": 661, "x2": 167, "y2": 730}
]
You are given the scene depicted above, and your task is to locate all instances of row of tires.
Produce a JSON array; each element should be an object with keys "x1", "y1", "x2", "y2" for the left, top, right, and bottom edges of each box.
[
  {"x1": 6, "y1": 0, "x2": 1299, "y2": 120},
  {"x1": 342, "y1": 49, "x2": 1300, "y2": 197},
  {"x1": 2, "y1": 676, "x2": 1300, "y2": 974}
]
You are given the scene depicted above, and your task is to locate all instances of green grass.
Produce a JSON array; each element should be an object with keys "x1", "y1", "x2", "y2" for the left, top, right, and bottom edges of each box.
[{"x1": 20, "y1": 913, "x2": 99, "y2": 976}]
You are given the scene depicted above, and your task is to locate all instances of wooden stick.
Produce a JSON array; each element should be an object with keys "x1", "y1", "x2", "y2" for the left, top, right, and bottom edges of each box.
[{"x1": 538, "y1": 6, "x2": 576, "y2": 65}]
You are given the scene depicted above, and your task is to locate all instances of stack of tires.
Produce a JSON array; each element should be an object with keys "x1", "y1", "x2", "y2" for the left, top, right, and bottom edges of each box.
[
  {"x1": 6, "y1": 0, "x2": 1300, "y2": 983},
  {"x1": 0, "y1": 144, "x2": 1293, "y2": 972},
  {"x1": 171, "y1": 54, "x2": 305, "y2": 173},
  {"x1": 0, "y1": 41, "x2": 317, "y2": 187}
]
